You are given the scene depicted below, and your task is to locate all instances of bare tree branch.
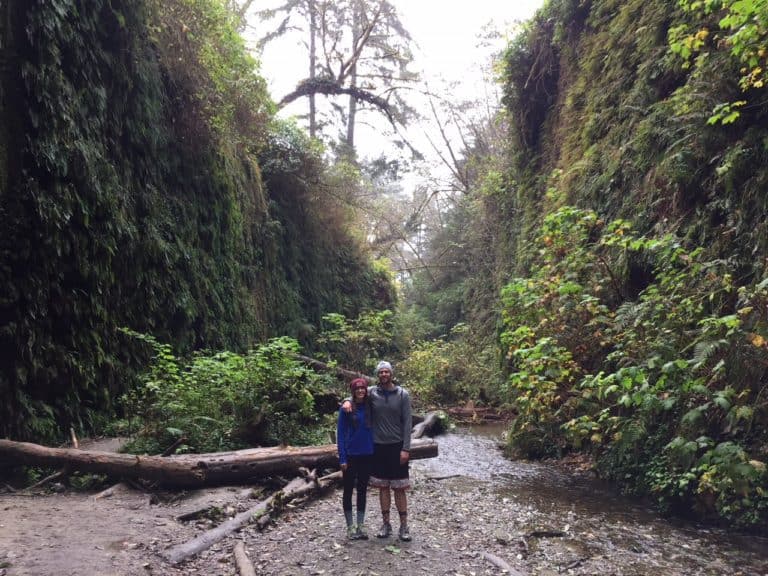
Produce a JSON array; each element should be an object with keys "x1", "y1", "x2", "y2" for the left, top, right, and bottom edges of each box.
[
  {"x1": 338, "y1": 4, "x2": 383, "y2": 82},
  {"x1": 278, "y1": 78, "x2": 396, "y2": 125}
]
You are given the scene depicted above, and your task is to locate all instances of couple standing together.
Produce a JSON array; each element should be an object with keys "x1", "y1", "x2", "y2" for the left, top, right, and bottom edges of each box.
[{"x1": 336, "y1": 360, "x2": 412, "y2": 542}]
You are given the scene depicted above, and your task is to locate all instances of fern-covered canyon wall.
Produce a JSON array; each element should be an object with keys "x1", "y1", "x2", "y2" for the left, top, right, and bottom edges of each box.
[
  {"x1": 501, "y1": 0, "x2": 768, "y2": 272},
  {"x1": 0, "y1": 0, "x2": 387, "y2": 440},
  {"x1": 458, "y1": 0, "x2": 768, "y2": 526}
]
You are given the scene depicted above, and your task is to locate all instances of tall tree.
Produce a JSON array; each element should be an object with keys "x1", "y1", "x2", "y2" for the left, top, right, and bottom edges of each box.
[{"x1": 256, "y1": 0, "x2": 417, "y2": 152}]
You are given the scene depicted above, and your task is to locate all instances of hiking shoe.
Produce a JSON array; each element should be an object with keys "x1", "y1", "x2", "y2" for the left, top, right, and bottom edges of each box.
[
  {"x1": 346, "y1": 525, "x2": 357, "y2": 539},
  {"x1": 354, "y1": 525, "x2": 369, "y2": 540},
  {"x1": 398, "y1": 525, "x2": 412, "y2": 541},
  {"x1": 376, "y1": 522, "x2": 392, "y2": 538}
]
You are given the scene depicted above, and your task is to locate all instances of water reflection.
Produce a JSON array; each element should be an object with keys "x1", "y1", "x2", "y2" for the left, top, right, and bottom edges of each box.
[{"x1": 414, "y1": 425, "x2": 768, "y2": 576}]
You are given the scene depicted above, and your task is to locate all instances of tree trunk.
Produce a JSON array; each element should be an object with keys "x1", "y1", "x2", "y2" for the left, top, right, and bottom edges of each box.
[
  {"x1": 345, "y1": 0, "x2": 360, "y2": 151},
  {"x1": 308, "y1": 0, "x2": 317, "y2": 138},
  {"x1": 0, "y1": 438, "x2": 438, "y2": 488}
]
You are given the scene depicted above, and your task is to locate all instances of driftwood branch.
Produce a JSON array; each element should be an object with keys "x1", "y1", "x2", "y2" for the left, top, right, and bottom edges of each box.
[
  {"x1": 233, "y1": 541, "x2": 256, "y2": 576},
  {"x1": 166, "y1": 470, "x2": 342, "y2": 564},
  {"x1": 425, "y1": 474, "x2": 460, "y2": 481},
  {"x1": 447, "y1": 405, "x2": 506, "y2": 422},
  {"x1": 93, "y1": 482, "x2": 129, "y2": 500},
  {"x1": 161, "y1": 436, "x2": 188, "y2": 457},
  {"x1": 526, "y1": 529, "x2": 566, "y2": 538},
  {"x1": 480, "y1": 551, "x2": 525, "y2": 575},
  {"x1": 22, "y1": 470, "x2": 66, "y2": 492},
  {"x1": 562, "y1": 557, "x2": 589, "y2": 571},
  {"x1": 69, "y1": 427, "x2": 79, "y2": 449}
]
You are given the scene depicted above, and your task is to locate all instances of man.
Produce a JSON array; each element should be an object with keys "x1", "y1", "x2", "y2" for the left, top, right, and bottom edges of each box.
[{"x1": 342, "y1": 360, "x2": 413, "y2": 541}]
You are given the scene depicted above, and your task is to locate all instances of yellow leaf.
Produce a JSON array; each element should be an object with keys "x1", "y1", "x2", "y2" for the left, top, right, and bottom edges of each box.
[{"x1": 747, "y1": 333, "x2": 765, "y2": 347}]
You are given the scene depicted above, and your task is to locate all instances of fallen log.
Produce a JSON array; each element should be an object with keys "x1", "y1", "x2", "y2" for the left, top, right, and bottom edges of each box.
[
  {"x1": 447, "y1": 406, "x2": 506, "y2": 421},
  {"x1": 412, "y1": 411, "x2": 445, "y2": 439},
  {"x1": 95, "y1": 439, "x2": 180, "y2": 499},
  {"x1": 19, "y1": 427, "x2": 82, "y2": 492},
  {"x1": 293, "y1": 354, "x2": 374, "y2": 383},
  {"x1": 0, "y1": 438, "x2": 438, "y2": 488}
]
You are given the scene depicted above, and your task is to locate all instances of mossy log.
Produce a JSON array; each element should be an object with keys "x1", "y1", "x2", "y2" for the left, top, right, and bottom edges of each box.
[{"x1": 0, "y1": 438, "x2": 438, "y2": 488}]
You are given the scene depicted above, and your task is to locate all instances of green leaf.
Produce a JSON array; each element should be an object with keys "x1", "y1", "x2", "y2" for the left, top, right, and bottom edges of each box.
[
  {"x1": 713, "y1": 395, "x2": 731, "y2": 411},
  {"x1": 682, "y1": 406, "x2": 705, "y2": 425}
]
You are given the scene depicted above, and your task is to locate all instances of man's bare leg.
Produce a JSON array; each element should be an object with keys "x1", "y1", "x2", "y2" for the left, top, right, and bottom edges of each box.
[
  {"x1": 377, "y1": 487, "x2": 392, "y2": 537},
  {"x1": 394, "y1": 489, "x2": 410, "y2": 540}
]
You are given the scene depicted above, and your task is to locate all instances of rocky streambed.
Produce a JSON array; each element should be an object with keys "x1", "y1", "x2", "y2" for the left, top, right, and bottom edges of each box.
[{"x1": 2, "y1": 426, "x2": 767, "y2": 575}]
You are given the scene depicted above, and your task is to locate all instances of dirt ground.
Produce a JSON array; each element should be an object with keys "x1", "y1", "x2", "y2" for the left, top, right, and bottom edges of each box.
[
  {"x1": 0, "y1": 467, "x2": 534, "y2": 576},
  {"x1": 2, "y1": 432, "x2": 768, "y2": 576}
]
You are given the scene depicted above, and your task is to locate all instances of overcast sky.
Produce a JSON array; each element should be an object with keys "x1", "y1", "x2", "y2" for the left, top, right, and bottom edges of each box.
[{"x1": 396, "y1": 0, "x2": 543, "y2": 83}]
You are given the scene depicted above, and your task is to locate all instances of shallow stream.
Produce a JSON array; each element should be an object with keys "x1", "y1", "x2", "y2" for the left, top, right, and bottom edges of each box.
[{"x1": 414, "y1": 424, "x2": 768, "y2": 575}]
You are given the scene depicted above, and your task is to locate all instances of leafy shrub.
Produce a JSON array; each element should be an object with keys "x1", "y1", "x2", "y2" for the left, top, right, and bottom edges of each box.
[
  {"x1": 499, "y1": 208, "x2": 611, "y2": 457},
  {"x1": 650, "y1": 437, "x2": 768, "y2": 525},
  {"x1": 498, "y1": 206, "x2": 768, "y2": 526},
  {"x1": 669, "y1": 0, "x2": 768, "y2": 124},
  {"x1": 121, "y1": 331, "x2": 326, "y2": 454},
  {"x1": 315, "y1": 310, "x2": 396, "y2": 373},
  {"x1": 400, "y1": 324, "x2": 502, "y2": 409}
]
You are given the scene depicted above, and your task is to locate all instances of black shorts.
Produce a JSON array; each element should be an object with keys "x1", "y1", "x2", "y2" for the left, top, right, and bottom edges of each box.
[{"x1": 369, "y1": 442, "x2": 410, "y2": 490}]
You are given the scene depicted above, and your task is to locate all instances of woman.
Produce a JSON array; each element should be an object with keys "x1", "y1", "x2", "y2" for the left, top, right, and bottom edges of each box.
[{"x1": 336, "y1": 377, "x2": 374, "y2": 539}]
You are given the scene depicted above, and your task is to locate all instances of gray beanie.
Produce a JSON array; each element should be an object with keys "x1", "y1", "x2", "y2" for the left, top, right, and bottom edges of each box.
[{"x1": 375, "y1": 360, "x2": 393, "y2": 375}]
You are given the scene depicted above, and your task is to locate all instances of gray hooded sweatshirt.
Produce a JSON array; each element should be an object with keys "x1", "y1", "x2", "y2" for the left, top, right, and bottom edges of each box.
[{"x1": 368, "y1": 384, "x2": 412, "y2": 451}]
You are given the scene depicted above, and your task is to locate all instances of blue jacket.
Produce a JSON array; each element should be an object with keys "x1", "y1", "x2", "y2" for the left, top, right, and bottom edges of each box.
[{"x1": 337, "y1": 401, "x2": 374, "y2": 465}]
